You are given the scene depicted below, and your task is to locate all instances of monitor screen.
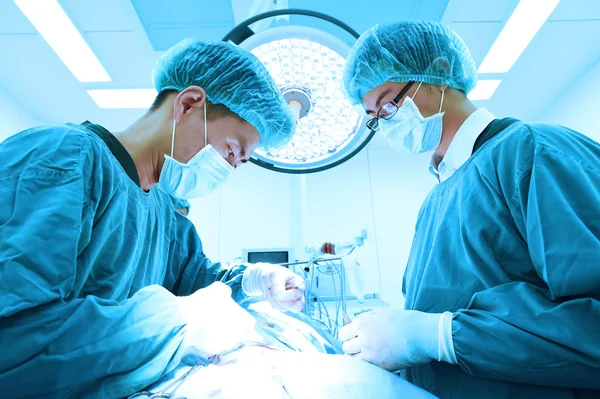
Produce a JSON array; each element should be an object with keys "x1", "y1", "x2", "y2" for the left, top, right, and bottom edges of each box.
[{"x1": 247, "y1": 250, "x2": 290, "y2": 265}]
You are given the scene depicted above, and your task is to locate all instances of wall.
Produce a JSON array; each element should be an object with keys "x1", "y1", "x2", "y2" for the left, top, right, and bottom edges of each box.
[
  {"x1": 187, "y1": 137, "x2": 436, "y2": 308},
  {"x1": 0, "y1": 86, "x2": 43, "y2": 141},
  {"x1": 365, "y1": 145, "x2": 435, "y2": 306},
  {"x1": 539, "y1": 57, "x2": 600, "y2": 141},
  {"x1": 187, "y1": 162, "x2": 295, "y2": 262},
  {"x1": 301, "y1": 144, "x2": 435, "y2": 307}
]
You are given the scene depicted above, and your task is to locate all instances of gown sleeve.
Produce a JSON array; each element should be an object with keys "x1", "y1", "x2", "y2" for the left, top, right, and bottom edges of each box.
[
  {"x1": 0, "y1": 126, "x2": 188, "y2": 398},
  {"x1": 452, "y1": 125, "x2": 600, "y2": 389},
  {"x1": 164, "y1": 210, "x2": 250, "y2": 303}
]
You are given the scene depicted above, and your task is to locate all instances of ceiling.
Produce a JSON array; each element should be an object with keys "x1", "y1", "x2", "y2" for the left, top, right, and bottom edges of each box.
[
  {"x1": 0, "y1": 0, "x2": 599, "y2": 143},
  {"x1": 442, "y1": 0, "x2": 600, "y2": 123}
]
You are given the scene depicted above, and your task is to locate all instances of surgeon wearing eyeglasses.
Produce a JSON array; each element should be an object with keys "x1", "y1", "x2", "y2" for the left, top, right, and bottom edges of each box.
[{"x1": 337, "y1": 21, "x2": 600, "y2": 399}]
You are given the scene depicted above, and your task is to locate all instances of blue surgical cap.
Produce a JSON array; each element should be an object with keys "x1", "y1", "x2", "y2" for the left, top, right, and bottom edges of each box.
[
  {"x1": 342, "y1": 21, "x2": 478, "y2": 106},
  {"x1": 153, "y1": 39, "x2": 295, "y2": 150}
]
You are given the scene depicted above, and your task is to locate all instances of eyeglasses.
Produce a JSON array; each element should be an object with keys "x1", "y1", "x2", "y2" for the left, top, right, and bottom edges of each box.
[{"x1": 366, "y1": 81, "x2": 415, "y2": 132}]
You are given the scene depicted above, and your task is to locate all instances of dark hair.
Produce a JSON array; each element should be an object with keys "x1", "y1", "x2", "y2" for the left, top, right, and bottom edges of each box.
[{"x1": 150, "y1": 89, "x2": 239, "y2": 121}]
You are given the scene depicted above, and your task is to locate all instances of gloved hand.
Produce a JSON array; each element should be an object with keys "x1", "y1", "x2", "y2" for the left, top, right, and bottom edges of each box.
[
  {"x1": 177, "y1": 281, "x2": 260, "y2": 358},
  {"x1": 242, "y1": 263, "x2": 305, "y2": 312},
  {"x1": 338, "y1": 308, "x2": 456, "y2": 372}
]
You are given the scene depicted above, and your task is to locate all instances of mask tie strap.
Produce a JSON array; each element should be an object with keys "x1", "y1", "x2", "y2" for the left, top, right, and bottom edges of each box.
[
  {"x1": 170, "y1": 120, "x2": 176, "y2": 158},
  {"x1": 204, "y1": 101, "x2": 208, "y2": 147},
  {"x1": 439, "y1": 89, "x2": 445, "y2": 113},
  {"x1": 412, "y1": 82, "x2": 423, "y2": 99}
]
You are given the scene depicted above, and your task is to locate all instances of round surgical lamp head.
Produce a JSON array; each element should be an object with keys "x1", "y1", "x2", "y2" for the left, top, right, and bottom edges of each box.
[{"x1": 223, "y1": 9, "x2": 372, "y2": 174}]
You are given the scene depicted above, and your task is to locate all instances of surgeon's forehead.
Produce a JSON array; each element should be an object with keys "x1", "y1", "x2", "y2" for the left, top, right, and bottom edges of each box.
[
  {"x1": 363, "y1": 82, "x2": 402, "y2": 115},
  {"x1": 234, "y1": 120, "x2": 260, "y2": 152}
]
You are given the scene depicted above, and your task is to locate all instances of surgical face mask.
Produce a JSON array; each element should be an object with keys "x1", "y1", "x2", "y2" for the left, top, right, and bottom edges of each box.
[
  {"x1": 380, "y1": 83, "x2": 445, "y2": 154},
  {"x1": 159, "y1": 102, "x2": 233, "y2": 199}
]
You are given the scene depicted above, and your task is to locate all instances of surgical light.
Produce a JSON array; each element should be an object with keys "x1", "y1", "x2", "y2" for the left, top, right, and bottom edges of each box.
[
  {"x1": 223, "y1": 9, "x2": 369, "y2": 174},
  {"x1": 477, "y1": 0, "x2": 561, "y2": 74},
  {"x1": 13, "y1": 0, "x2": 111, "y2": 83}
]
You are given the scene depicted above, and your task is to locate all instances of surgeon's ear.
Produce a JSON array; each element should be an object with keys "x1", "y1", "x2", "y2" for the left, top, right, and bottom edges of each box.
[
  {"x1": 429, "y1": 57, "x2": 451, "y2": 76},
  {"x1": 173, "y1": 86, "x2": 207, "y2": 121}
]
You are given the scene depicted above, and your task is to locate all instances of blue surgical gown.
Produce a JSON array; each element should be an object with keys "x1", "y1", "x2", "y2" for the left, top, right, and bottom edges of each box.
[
  {"x1": 0, "y1": 124, "x2": 249, "y2": 398},
  {"x1": 403, "y1": 121, "x2": 600, "y2": 399}
]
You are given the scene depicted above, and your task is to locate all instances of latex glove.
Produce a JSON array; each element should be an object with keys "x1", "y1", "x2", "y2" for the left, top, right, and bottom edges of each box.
[
  {"x1": 177, "y1": 281, "x2": 260, "y2": 358},
  {"x1": 338, "y1": 308, "x2": 456, "y2": 372},
  {"x1": 242, "y1": 263, "x2": 305, "y2": 312}
]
